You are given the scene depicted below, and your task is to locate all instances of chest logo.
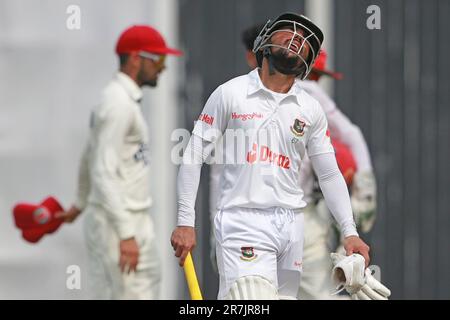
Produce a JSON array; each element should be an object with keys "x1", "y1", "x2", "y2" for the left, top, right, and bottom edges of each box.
[{"x1": 290, "y1": 118, "x2": 306, "y2": 137}]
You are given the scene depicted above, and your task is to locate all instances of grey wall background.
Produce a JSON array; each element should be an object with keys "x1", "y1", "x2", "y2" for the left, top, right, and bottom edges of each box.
[{"x1": 179, "y1": 0, "x2": 450, "y2": 300}]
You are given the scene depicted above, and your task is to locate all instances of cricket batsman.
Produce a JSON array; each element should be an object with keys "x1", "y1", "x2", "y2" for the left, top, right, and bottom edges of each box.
[
  {"x1": 58, "y1": 25, "x2": 182, "y2": 299},
  {"x1": 208, "y1": 23, "x2": 386, "y2": 299},
  {"x1": 171, "y1": 12, "x2": 372, "y2": 299}
]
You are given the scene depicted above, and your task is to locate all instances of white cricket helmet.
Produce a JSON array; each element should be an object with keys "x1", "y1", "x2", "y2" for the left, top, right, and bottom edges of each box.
[{"x1": 253, "y1": 12, "x2": 324, "y2": 79}]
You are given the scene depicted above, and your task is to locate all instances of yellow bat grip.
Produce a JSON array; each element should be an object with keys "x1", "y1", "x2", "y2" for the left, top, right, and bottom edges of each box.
[{"x1": 183, "y1": 252, "x2": 203, "y2": 300}]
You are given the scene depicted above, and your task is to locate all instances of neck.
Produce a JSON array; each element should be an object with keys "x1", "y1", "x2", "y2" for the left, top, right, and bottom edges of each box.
[
  {"x1": 120, "y1": 66, "x2": 141, "y2": 87},
  {"x1": 258, "y1": 59, "x2": 296, "y2": 93}
]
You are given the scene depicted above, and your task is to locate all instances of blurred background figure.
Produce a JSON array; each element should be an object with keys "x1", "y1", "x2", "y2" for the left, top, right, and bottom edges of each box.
[
  {"x1": 241, "y1": 24, "x2": 264, "y2": 69},
  {"x1": 0, "y1": 0, "x2": 182, "y2": 299},
  {"x1": 57, "y1": 24, "x2": 181, "y2": 299},
  {"x1": 297, "y1": 49, "x2": 376, "y2": 300}
]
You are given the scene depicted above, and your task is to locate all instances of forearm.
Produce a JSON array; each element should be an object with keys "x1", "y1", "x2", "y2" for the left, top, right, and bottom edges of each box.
[
  {"x1": 177, "y1": 134, "x2": 214, "y2": 227},
  {"x1": 310, "y1": 152, "x2": 358, "y2": 237}
]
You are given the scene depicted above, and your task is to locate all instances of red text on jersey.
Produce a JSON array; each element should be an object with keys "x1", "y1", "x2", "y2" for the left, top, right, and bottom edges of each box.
[{"x1": 246, "y1": 143, "x2": 290, "y2": 169}]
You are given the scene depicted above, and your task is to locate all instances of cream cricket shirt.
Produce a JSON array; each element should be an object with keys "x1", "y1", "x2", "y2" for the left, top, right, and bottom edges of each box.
[
  {"x1": 193, "y1": 69, "x2": 334, "y2": 211},
  {"x1": 75, "y1": 72, "x2": 151, "y2": 239}
]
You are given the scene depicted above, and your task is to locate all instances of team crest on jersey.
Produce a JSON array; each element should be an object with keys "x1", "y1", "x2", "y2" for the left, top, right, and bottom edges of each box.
[
  {"x1": 240, "y1": 247, "x2": 257, "y2": 261},
  {"x1": 290, "y1": 118, "x2": 306, "y2": 137}
]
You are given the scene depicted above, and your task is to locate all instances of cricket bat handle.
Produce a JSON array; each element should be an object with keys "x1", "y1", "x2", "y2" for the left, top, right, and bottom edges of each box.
[{"x1": 183, "y1": 252, "x2": 203, "y2": 300}]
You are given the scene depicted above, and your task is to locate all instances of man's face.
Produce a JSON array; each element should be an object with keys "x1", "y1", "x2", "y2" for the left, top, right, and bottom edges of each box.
[
  {"x1": 137, "y1": 54, "x2": 166, "y2": 87},
  {"x1": 269, "y1": 26, "x2": 311, "y2": 61}
]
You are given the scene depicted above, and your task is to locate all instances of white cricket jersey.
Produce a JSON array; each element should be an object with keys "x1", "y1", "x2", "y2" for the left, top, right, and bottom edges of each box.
[
  {"x1": 75, "y1": 72, "x2": 151, "y2": 239},
  {"x1": 193, "y1": 69, "x2": 334, "y2": 211}
]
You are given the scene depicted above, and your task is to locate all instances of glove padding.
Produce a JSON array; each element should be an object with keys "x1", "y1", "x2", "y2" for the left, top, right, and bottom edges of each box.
[
  {"x1": 351, "y1": 170, "x2": 377, "y2": 233},
  {"x1": 330, "y1": 253, "x2": 391, "y2": 300},
  {"x1": 351, "y1": 269, "x2": 391, "y2": 300}
]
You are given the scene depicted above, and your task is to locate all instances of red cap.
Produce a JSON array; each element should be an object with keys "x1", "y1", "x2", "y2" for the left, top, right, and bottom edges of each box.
[
  {"x1": 312, "y1": 49, "x2": 343, "y2": 80},
  {"x1": 13, "y1": 196, "x2": 64, "y2": 243},
  {"x1": 116, "y1": 25, "x2": 183, "y2": 56},
  {"x1": 332, "y1": 139, "x2": 357, "y2": 186}
]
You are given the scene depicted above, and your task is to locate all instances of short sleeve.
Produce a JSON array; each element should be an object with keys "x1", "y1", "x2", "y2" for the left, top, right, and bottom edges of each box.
[
  {"x1": 192, "y1": 85, "x2": 230, "y2": 142},
  {"x1": 306, "y1": 105, "x2": 334, "y2": 157}
]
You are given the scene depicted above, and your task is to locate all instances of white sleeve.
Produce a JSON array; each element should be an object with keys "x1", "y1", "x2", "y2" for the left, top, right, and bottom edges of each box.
[
  {"x1": 306, "y1": 104, "x2": 335, "y2": 157},
  {"x1": 90, "y1": 104, "x2": 135, "y2": 239},
  {"x1": 327, "y1": 108, "x2": 373, "y2": 172},
  {"x1": 177, "y1": 134, "x2": 215, "y2": 227},
  {"x1": 74, "y1": 143, "x2": 90, "y2": 211},
  {"x1": 310, "y1": 152, "x2": 358, "y2": 238},
  {"x1": 192, "y1": 85, "x2": 230, "y2": 142}
]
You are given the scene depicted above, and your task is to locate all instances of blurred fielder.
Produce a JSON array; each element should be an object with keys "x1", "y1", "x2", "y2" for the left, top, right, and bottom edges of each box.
[
  {"x1": 58, "y1": 25, "x2": 182, "y2": 299},
  {"x1": 171, "y1": 12, "x2": 372, "y2": 300}
]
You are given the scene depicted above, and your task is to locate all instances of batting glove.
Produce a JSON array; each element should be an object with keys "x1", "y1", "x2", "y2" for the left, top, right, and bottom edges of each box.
[{"x1": 330, "y1": 252, "x2": 391, "y2": 300}]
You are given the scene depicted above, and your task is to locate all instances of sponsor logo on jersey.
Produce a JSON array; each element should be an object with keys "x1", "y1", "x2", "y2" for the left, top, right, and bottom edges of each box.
[
  {"x1": 240, "y1": 247, "x2": 257, "y2": 261},
  {"x1": 246, "y1": 143, "x2": 291, "y2": 169},
  {"x1": 33, "y1": 207, "x2": 51, "y2": 225},
  {"x1": 290, "y1": 118, "x2": 306, "y2": 137},
  {"x1": 231, "y1": 112, "x2": 264, "y2": 121},
  {"x1": 294, "y1": 260, "x2": 303, "y2": 268},
  {"x1": 198, "y1": 113, "x2": 214, "y2": 125}
]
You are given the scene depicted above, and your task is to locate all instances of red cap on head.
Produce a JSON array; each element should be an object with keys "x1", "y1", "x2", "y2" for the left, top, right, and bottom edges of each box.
[
  {"x1": 13, "y1": 196, "x2": 64, "y2": 243},
  {"x1": 312, "y1": 49, "x2": 343, "y2": 80},
  {"x1": 116, "y1": 25, "x2": 183, "y2": 56}
]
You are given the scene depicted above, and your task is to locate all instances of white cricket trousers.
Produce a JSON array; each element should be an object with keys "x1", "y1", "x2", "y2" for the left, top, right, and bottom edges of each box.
[
  {"x1": 214, "y1": 207, "x2": 304, "y2": 300},
  {"x1": 83, "y1": 204, "x2": 161, "y2": 299}
]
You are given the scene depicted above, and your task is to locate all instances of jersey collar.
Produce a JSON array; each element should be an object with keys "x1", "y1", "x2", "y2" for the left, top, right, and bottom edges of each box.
[
  {"x1": 116, "y1": 72, "x2": 144, "y2": 103},
  {"x1": 247, "y1": 69, "x2": 302, "y2": 105}
]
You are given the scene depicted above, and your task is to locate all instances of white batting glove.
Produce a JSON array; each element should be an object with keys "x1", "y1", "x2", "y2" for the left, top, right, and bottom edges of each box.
[
  {"x1": 351, "y1": 170, "x2": 377, "y2": 233},
  {"x1": 331, "y1": 253, "x2": 366, "y2": 294},
  {"x1": 330, "y1": 253, "x2": 391, "y2": 300},
  {"x1": 351, "y1": 269, "x2": 391, "y2": 300}
]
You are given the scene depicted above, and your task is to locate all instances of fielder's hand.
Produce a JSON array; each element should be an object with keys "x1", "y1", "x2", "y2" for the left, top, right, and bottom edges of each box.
[
  {"x1": 119, "y1": 238, "x2": 139, "y2": 274},
  {"x1": 330, "y1": 253, "x2": 391, "y2": 300},
  {"x1": 55, "y1": 205, "x2": 81, "y2": 223},
  {"x1": 343, "y1": 235, "x2": 370, "y2": 267},
  {"x1": 171, "y1": 226, "x2": 196, "y2": 267}
]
